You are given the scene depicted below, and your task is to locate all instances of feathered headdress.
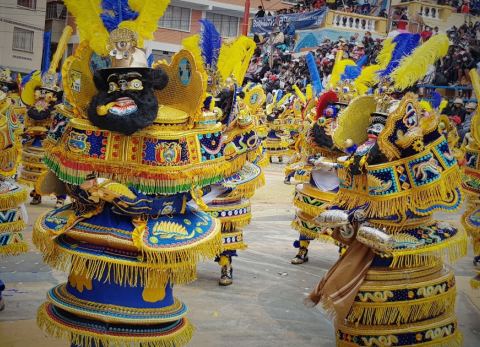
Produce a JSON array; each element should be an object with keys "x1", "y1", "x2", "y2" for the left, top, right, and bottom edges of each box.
[
  {"x1": 376, "y1": 37, "x2": 395, "y2": 69},
  {"x1": 354, "y1": 64, "x2": 380, "y2": 95},
  {"x1": 341, "y1": 55, "x2": 368, "y2": 81},
  {"x1": 378, "y1": 33, "x2": 420, "y2": 78},
  {"x1": 329, "y1": 50, "x2": 356, "y2": 89},
  {"x1": 64, "y1": 0, "x2": 169, "y2": 56},
  {"x1": 391, "y1": 34, "x2": 449, "y2": 90},
  {"x1": 315, "y1": 90, "x2": 338, "y2": 121},
  {"x1": 217, "y1": 36, "x2": 256, "y2": 86}
]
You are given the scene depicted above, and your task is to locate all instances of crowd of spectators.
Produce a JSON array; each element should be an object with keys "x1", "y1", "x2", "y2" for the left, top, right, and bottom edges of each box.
[{"x1": 246, "y1": 18, "x2": 479, "y2": 139}]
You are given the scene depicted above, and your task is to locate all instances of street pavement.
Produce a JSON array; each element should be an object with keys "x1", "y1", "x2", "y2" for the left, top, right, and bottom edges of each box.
[{"x1": 0, "y1": 165, "x2": 479, "y2": 346}]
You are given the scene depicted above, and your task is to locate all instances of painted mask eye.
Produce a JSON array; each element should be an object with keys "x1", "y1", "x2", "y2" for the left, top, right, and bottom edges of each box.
[
  {"x1": 129, "y1": 79, "x2": 143, "y2": 91},
  {"x1": 117, "y1": 41, "x2": 127, "y2": 49},
  {"x1": 108, "y1": 82, "x2": 118, "y2": 93}
]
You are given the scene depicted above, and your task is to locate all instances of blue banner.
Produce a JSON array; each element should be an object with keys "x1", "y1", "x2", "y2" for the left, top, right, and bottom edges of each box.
[{"x1": 252, "y1": 9, "x2": 327, "y2": 34}]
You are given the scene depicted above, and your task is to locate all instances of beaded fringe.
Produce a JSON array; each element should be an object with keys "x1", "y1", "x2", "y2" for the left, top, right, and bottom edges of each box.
[
  {"x1": 0, "y1": 188, "x2": 28, "y2": 210},
  {"x1": 37, "y1": 303, "x2": 194, "y2": 347},
  {"x1": 337, "y1": 331, "x2": 463, "y2": 347},
  {"x1": 0, "y1": 241, "x2": 28, "y2": 256}
]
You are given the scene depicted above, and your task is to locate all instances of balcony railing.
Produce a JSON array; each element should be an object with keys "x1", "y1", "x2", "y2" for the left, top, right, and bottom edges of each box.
[{"x1": 325, "y1": 10, "x2": 388, "y2": 35}]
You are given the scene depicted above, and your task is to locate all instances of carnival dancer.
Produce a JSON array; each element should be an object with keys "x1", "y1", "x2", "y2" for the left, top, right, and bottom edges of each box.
[
  {"x1": 286, "y1": 51, "x2": 380, "y2": 264},
  {"x1": 0, "y1": 68, "x2": 28, "y2": 311},
  {"x1": 31, "y1": 1, "x2": 259, "y2": 345},
  {"x1": 20, "y1": 28, "x2": 72, "y2": 206},
  {"x1": 183, "y1": 21, "x2": 264, "y2": 285},
  {"x1": 309, "y1": 34, "x2": 466, "y2": 346},
  {"x1": 462, "y1": 69, "x2": 480, "y2": 288}
]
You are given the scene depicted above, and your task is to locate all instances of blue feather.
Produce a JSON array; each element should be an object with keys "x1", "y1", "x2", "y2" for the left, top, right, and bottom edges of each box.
[
  {"x1": 199, "y1": 19, "x2": 221, "y2": 69},
  {"x1": 275, "y1": 90, "x2": 283, "y2": 103},
  {"x1": 147, "y1": 53, "x2": 154, "y2": 68},
  {"x1": 101, "y1": 0, "x2": 138, "y2": 32},
  {"x1": 341, "y1": 65, "x2": 361, "y2": 81},
  {"x1": 21, "y1": 70, "x2": 36, "y2": 85},
  {"x1": 356, "y1": 55, "x2": 368, "y2": 68},
  {"x1": 431, "y1": 91, "x2": 442, "y2": 109},
  {"x1": 306, "y1": 52, "x2": 322, "y2": 95},
  {"x1": 41, "y1": 31, "x2": 52, "y2": 74},
  {"x1": 380, "y1": 33, "x2": 420, "y2": 77}
]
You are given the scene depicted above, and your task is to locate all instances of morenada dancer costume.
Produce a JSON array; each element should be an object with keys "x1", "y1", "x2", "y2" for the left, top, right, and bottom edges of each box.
[
  {"x1": 31, "y1": 1, "x2": 256, "y2": 346},
  {"x1": 0, "y1": 68, "x2": 28, "y2": 311},
  {"x1": 183, "y1": 21, "x2": 264, "y2": 285},
  {"x1": 264, "y1": 91, "x2": 294, "y2": 163},
  {"x1": 463, "y1": 69, "x2": 480, "y2": 288},
  {"x1": 308, "y1": 34, "x2": 466, "y2": 346},
  {"x1": 286, "y1": 52, "x2": 379, "y2": 264},
  {"x1": 20, "y1": 28, "x2": 72, "y2": 206}
]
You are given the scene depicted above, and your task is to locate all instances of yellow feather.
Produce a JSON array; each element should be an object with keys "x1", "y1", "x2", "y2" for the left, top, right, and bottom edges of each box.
[
  {"x1": 293, "y1": 85, "x2": 306, "y2": 104},
  {"x1": 329, "y1": 57, "x2": 356, "y2": 89},
  {"x1": 333, "y1": 95, "x2": 376, "y2": 150},
  {"x1": 469, "y1": 69, "x2": 480, "y2": 143},
  {"x1": 419, "y1": 100, "x2": 433, "y2": 112},
  {"x1": 391, "y1": 34, "x2": 450, "y2": 90},
  {"x1": 120, "y1": 0, "x2": 170, "y2": 48},
  {"x1": 376, "y1": 37, "x2": 395, "y2": 69},
  {"x1": 305, "y1": 84, "x2": 313, "y2": 100},
  {"x1": 354, "y1": 64, "x2": 380, "y2": 95},
  {"x1": 217, "y1": 36, "x2": 256, "y2": 85},
  {"x1": 64, "y1": 0, "x2": 108, "y2": 55},
  {"x1": 49, "y1": 26, "x2": 73, "y2": 73},
  {"x1": 439, "y1": 99, "x2": 448, "y2": 114}
]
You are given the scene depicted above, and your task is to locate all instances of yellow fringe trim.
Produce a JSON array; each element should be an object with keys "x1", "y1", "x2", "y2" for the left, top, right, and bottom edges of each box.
[
  {"x1": 221, "y1": 242, "x2": 247, "y2": 252},
  {"x1": 37, "y1": 303, "x2": 194, "y2": 347},
  {"x1": 347, "y1": 288, "x2": 456, "y2": 326},
  {"x1": 291, "y1": 218, "x2": 334, "y2": 243},
  {"x1": 335, "y1": 166, "x2": 462, "y2": 218},
  {"x1": 0, "y1": 241, "x2": 28, "y2": 256},
  {"x1": 226, "y1": 170, "x2": 265, "y2": 199},
  {"x1": 0, "y1": 220, "x2": 26, "y2": 233},
  {"x1": 389, "y1": 229, "x2": 468, "y2": 268},
  {"x1": 470, "y1": 276, "x2": 480, "y2": 289},
  {"x1": 337, "y1": 330, "x2": 463, "y2": 347},
  {"x1": 0, "y1": 187, "x2": 27, "y2": 209},
  {"x1": 220, "y1": 214, "x2": 252, "y2": 232},
  {"x1": 293, "y1": 198, "x2": 329, "y2": 217},
  {"x1": 0, "y1": 144, "x2": 21, "y2": 177},
  {"x1": 33, "y1": 213, "x2": 222, "y2": 287}
]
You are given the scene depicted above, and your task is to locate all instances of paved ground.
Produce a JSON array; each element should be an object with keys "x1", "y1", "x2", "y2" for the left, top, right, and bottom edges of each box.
[{"x1": 0, "y1": 165, "x2": 479, "y2": 347}]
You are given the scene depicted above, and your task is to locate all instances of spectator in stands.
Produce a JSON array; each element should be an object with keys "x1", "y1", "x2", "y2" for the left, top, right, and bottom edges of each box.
[
  {"x1": 445, "y1": 98, "x2": 467, "y2": 125},
  {"x1": 459, "y1": 102, "x2": 477, "y2": 138},
  {"x1": 421, "y1": 26, "x2": 433, "y2": 41},
  {"x1": 256, "y1": 6, "x2": 266, "y2": 18},
  {"x1": 460, "y1": 0, "x2": 471, "y2": 13},
  {"x1": 397, "y1": 9, "x2": 409, "y2": 30}
]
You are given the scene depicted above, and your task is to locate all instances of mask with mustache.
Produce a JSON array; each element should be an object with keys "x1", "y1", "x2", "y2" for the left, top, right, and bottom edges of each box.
[{"x1": 88, "y1": 68, "x2": 168, "y2": 135}]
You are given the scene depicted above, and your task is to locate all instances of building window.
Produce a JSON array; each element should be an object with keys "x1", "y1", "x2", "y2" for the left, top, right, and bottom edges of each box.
[
  {"x1": 46, "y1": 1, "x2": 67, "y2": 20},
  {"x1": 159, "y1": 6, "x2": 191, "y2": 32},
  {"x1": 17, "y1": 0, "x2": 37, "y2": 9},
  {"x1": 205, "y1": 12, "x2": 239, "y2": 37},
  {"x1": 12, "y1": 27, "x2": 34, "y2": 53}
]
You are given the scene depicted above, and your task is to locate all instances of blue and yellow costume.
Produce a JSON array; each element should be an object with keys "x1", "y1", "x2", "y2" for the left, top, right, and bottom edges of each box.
[
  {"x1": 32, "y1": 1, "x2": 258, "y2": 346},
  {"x1": 20, "y1": 29, "x2": 72, "y2": 206},
  {"x1": 309, "y1": 35, "x2": 466, "y2": 347},
  {"x1": 183, "y1": 22, "x2": 264, "y2": 285},
  {"x1": 0, "y1": 68, "x2": 28, "y2": 310},
  {"x1": 463, "y1": 69, "x2": 480, "y2": 288}
]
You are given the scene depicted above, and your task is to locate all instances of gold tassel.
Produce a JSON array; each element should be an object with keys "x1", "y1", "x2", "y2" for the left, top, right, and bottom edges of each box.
[
  {"x1": 347, "y1": 288, "x2": 456, "y2": 325},
  {"x1": 0, "y1": 241, "x2": 28, "y2": 256}
]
